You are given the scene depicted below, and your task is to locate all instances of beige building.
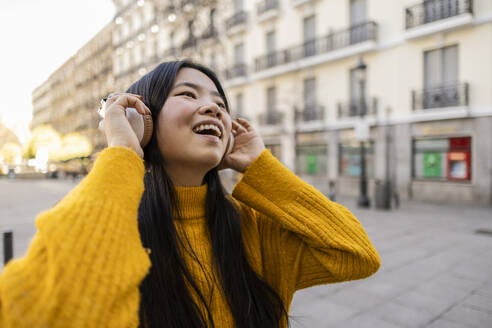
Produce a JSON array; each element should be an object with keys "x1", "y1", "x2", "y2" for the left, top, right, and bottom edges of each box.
[
  {"x1": 111, "y1": 0, "x2": 492, "y2": 205},
  {"x1": 31, "y1": 23, "x2": 114, "y2": 153}
]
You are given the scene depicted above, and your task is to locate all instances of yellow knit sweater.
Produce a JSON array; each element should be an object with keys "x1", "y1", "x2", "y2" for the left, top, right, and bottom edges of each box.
[{"x1": 0, "y1": 146, "x2": 380, "y2": 327}]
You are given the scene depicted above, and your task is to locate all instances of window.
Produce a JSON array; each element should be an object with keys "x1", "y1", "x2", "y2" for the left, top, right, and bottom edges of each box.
[
  {"x1": 350, "y1": 0, "x2": 367, "y2": 25},
  {"x1": 350, "y1": 0, "x2": 367, "y2": 43},
  {"x1": 349, "y1": 68, "x2": 367, "y2": 115},
  {"x1": 424, "y1": 0, "x2": 460, "y2": 24},
  {"x1": 266, "y1": 31, "x2": 276, "y2": 67},
  {"x1": 303, "y1": 78, "x2": 316, "y2": 120},
  {"x1": 423, "y1": 45, "x2": 459, "y2": 108},
  {"x1": 413, "y1": 137, "x2": 471, "y2": 181},
  {"x1": 235, "y1": 93, "x2": 244, "y2": 118},
  {"x1": 210, "y1": 52, "x2": 217, "y2": 71},
  {"x1": 303, "y1": 15, "x2": 316, "y2": 57},
  {"x1": 339, "y1": 141, "x2": 374, "y2": 177},
  {"x1": 424, "y1": 45, "x2": 458, "y2": 89},
  {"x1": 234, "y1": 0, "x2": 243, "y2": 11},
  {"x1": 296, "y1": 145, "x2": 328, "y2": 175},
  {"x1": 234, "y1": 42, "x2": 245, "y2": 65}
]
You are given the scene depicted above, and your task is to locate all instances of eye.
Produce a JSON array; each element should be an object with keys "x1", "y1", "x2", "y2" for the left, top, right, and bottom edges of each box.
[
  {"x1": 177, "y1": 91, "x2": 196, "y2": 99},
  {"x1": 217, "y1": 102, "x2": 226, "y2": 109}
]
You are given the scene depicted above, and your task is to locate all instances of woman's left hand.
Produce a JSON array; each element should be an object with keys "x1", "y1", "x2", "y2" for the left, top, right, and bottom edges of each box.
[{"x1": 218, "y1": 118, "x2": 265, "y2": 173}]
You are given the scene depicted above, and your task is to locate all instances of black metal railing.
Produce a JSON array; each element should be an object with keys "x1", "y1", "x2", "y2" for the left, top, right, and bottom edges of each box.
[
  {"x1": 201, "y1": 26, "x2": 218, "y2": 40},
  {"x1": 258, "y1": 110, "x2": 284, "y2": 126},
  {"x1": 224, "y1": 64, "x2": 248, "y2": 79},
  {"x1": 405, "y1": 0, "x2": 473, "y2": 29},
  {"x1": 255, "y1": 21, "x2": 377, "y2": 72},
  {"x1": 337, "y1": 98, "x2": 378, "y2": 118},
  {"x1": 226, "y1": 10, "x2": 248, "y2": 29},
  {"x1": 295, "y1": 105, "x2": 325, "y2": 123},
  {"x1": 257, "y1": 0, "x2": 279, "y2": 16},
  {"x1": 412, "y1": 83, "x2": 469, "y2": 110}
]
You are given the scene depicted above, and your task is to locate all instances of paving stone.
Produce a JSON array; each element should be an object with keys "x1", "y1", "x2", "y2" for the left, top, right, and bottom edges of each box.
[
  {"x1": 327, "y1": 286, "x2": 387, "y2": 312},
  {"x1": 343, "y1": 312, "x2": 403, "y2": 328},
  {"x1": 393, "y1": 291, "x2": 459, "y2": 317},
  {"x1": 442, "y1": 304, "x2": 492, "y2": 328},
  {"x1": 462, "y1": 293, "x2": 492, "y2": 314},
  {"x1": 290, "y1": 300, "x2": 359, "y2": 328},
  {"x1": 370, "y1": 301, "x2": 436, "y2": 328},
  {"x1": 415, "y1": 281, "x2": 472, "y2": 302},
  {"x1": 426, "y1": 318, "x2": 470, "y2": 328}
]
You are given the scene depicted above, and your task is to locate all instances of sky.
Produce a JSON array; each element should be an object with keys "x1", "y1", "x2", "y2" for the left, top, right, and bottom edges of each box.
[{"x1": 0, "y1": 0, "x2": 115, "y2": 143}]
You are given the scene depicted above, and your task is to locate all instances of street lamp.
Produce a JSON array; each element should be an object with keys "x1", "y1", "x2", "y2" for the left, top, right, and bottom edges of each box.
[{"x1": 355, "y1": 57, "x2": 370, "y2": 208}]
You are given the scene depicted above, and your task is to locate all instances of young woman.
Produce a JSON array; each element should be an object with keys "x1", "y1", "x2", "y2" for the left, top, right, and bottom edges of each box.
[{"x1": 0, "y1": 60, "x2": 380, "y2": 328}]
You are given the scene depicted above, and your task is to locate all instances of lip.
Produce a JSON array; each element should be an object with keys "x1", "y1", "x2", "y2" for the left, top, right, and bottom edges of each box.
[
  {"x1": 192, "y1": 119, "x2": 224, "y2": 139},
  {"x1": 196, "y1": 134, "x2": 221, "y2": 143}
]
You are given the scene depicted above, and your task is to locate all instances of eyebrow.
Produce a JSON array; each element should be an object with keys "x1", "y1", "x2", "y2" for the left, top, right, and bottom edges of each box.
[{"x1": 173, "y1": 81, "x2": 223, "y2": 99}]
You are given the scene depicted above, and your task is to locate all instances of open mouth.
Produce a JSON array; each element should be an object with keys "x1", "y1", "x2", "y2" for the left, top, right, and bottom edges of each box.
[{"x1": 192, "y1": 124, "x2": 222, "y2": 139}]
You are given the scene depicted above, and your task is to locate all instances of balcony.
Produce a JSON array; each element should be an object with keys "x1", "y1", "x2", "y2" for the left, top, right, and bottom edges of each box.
[
  {"x1": 337, "y1": 98, "x2": 378, "y2": 119},
  {"x1": 257, "y1": 0, "x2": 280, "y2": 22},
  {"x1": 254, "y1": 21, "x2": 378, "y2": 72},
  {"x1": 224, "y1": 64, "x2": 248, "y2": 80},
  {"x1": 412, "y1": 83, "x2": 469, "y2": 110},
  {"x1": 405, "y1": 0, "x2": 473, "y2": 30},
  {"x1": 226, "y1": 10, "x2": 248, "y2": 30},
  {"x1": 295, "y1": 105, "x2": 325, "y2": 123},
  {"x1": 258, "y1": 110, "x2": 284, "y2": 126},
  {"x1": 181, "y1": 37, "x2": 197, "y2": 51},
  {"x1": 201, "y1": 26, "x2": 218, "y2": 40}
]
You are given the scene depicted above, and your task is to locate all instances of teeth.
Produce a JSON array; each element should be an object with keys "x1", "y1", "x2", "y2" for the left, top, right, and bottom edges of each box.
[{"x1": 193, "y1": 124, "x2": 222, "y2": 137}]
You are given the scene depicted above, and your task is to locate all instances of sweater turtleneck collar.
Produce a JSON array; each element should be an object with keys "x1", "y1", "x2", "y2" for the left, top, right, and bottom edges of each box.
[{"x1": 173, "y1": 184, "x2": 208, "y2": 220}]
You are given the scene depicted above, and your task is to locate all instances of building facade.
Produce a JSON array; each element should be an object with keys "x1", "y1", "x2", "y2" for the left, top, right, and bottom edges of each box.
[
  {"x1": 31, "y1": 23, "x2": 114, "y2": 153},
  {"x1": 38, "y1": 0, "x2": 489, "y2": 205},
  {"x1": 112, "y1": 0, "x2": 492, "y2": 205}
]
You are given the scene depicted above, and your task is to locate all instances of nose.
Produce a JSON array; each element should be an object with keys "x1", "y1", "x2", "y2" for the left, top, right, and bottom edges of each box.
[{"x1": 199, "y1": 103, "x2": 222, "y2": 119}]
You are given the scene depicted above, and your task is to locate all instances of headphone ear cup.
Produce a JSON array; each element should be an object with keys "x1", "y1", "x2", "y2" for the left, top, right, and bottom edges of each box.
[{"x1": 141, "y1": 114, "x2": 153, "y2": 148}]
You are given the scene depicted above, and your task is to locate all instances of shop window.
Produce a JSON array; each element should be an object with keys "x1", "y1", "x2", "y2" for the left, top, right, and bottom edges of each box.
[
  {"x1": 296, "y1": 144, "x2": 327, "y2": 175},
  {"x1": 413, "y1": 136, "x2": 471, "y2": 181},
  {"x1": 339, "y1": 141, "x2": 374, "y2": 177}
]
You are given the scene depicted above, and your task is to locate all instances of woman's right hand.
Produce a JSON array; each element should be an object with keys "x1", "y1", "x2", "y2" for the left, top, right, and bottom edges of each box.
[{"x1": 98, "y1": 93, "x2": 151, "y2": 159}]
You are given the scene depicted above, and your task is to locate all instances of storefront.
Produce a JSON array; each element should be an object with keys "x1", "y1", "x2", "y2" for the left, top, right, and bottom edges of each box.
[
  {"x1": 413, "y1": 136, "x2": 471, "y2": 182},
  {"x1": 294, "y1": 131, "x2": 329, "y2": 193},
  {"x1": 408, "y1": 118, "x2": 491, "y2": 205}
]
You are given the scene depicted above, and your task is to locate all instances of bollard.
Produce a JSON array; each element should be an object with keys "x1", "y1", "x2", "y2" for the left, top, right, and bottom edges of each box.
[{"x1": 3, "y1": 230, "x2": 13, "y2": 265}]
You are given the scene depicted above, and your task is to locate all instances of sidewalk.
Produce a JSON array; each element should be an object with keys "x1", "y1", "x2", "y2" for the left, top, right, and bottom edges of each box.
[
  {"x1": 1, "y1": 179, "x2": 491, "y2": 327},
  {"x1": 289, "y1": 197, "x2": 492, "y2": 328}
]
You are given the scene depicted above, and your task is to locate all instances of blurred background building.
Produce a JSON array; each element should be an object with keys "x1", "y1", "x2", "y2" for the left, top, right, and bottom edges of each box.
[{"x1": 31, "y1": 0, "x2": 492, "y2": 205}]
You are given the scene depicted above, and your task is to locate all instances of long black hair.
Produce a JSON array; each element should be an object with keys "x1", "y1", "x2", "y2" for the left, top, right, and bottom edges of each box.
[{"x1": 127, "y1": 60, "x2": 289, "y2": 328}]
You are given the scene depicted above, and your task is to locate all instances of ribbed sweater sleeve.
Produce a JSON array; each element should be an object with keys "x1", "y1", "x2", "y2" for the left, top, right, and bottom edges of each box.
[
  {"x1": 232, "y1": 150, "x2": 380, "y2": 294},
  {"x1": 0, "y1": 146, "x2": 151, "y2": 328}
]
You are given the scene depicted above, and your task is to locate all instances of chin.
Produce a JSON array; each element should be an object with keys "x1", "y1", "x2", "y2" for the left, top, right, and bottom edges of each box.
[{"x1": 194, "y1": 153, "x2": 222, "y2": 169}]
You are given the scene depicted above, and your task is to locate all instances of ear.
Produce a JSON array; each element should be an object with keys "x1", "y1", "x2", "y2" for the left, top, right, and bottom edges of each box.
[{"x1": 225, "y1": 133, "x2": 234, "y2": 156}]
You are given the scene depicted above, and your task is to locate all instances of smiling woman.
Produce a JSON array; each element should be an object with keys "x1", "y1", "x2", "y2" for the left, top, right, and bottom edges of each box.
[{"x1": 0, "y1": 60, "x2": 381, "y2": 328}]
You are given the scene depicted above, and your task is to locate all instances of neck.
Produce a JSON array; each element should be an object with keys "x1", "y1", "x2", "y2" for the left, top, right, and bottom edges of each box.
[{"x1": 164, "y1": 163, "x2": 208, "y2": 186}]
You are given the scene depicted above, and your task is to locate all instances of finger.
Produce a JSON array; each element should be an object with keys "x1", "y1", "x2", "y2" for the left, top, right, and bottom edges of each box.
[
  {"x1": 232, "y1": 120, "x2": 247, "y2": 134},
  {"x1": 236, "y1": 118, "x2": 253, "y2": 131},
  {"x1": 110, "y1": 95, "x2": 150, "y2": 115},
  {"x1": 106, "y1": 93, "x2": 144, "y2": 107}
]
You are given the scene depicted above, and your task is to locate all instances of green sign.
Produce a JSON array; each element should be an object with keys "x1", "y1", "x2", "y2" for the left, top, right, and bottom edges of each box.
[
  {"x1": 423, "y1": 153, "x2": 442, "y2": 178},
  {"x1": 306, "y1": 154, "x2": 318, "y2": 174}
]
